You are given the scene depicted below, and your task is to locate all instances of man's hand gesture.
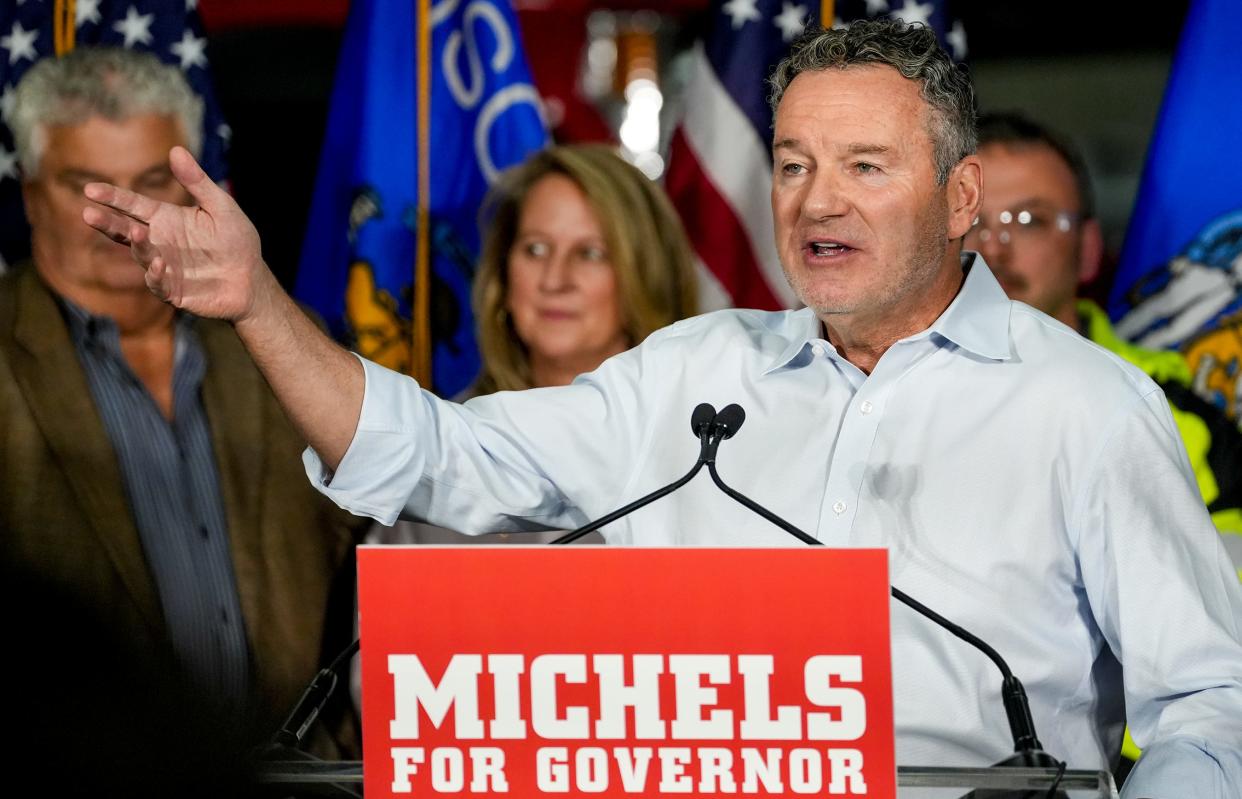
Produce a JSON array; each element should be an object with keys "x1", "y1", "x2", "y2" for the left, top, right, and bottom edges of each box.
[{"x1": 82, "y1": 146, "x2": 274, "y2": 322}]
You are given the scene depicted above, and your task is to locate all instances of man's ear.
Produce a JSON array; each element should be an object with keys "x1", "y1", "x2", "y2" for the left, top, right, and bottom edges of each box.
[
  {"x1": 1077, "y1": 217, "x2": 1104, "y2": 285},
  {"x1": 946, "y1": 155, "x2": 982, "y2": 241}
]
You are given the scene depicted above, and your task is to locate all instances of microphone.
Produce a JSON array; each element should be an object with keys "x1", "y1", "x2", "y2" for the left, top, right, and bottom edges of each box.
[
  {"x1": 267, "y1": 640, "x2": 359, "y2": 752},
  {"x1": 551, "y1": 403, "x2": 723, "y2": 544},
  {"x1": 701, "y1": 403, "x2": 1066, "y2": 791},
  {"x1": 713, "y1": 403, "x2": 745, "y2": 438},
  {"x1": 702, "y1": 403, "x2": 744, "y2": 462},
  {"x1": 691, "y1": 401, "x2": 716, "y2": 438},
  {"x1": 257, "y1": 640, "x2": 363, "y2": 796}
]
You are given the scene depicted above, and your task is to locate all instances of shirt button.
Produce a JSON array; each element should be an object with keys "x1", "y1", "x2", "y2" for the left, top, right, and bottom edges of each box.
[
  {"x1": 832, "y1": 500, "x2": 846, "y2": 515},
  {"x1": 860, "y1": 400, "x2": 873, "y2": 415},
  {"x1": 811, "y1": 344, "x2": 825, "y2": 357}
]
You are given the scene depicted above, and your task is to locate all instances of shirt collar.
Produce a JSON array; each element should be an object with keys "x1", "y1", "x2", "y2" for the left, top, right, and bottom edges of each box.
[
  {"x1": 762, "y1": 251, "x2": 1012, "y2": 375},
  {"x1": 59, "y1": 295, "x2": 118, "y2": 353},
  {"x1": 57, "y1": 294, "x2": 197, "y2": 364},
  {"x1": 923, "y1": 251, "x2": 1013, "y2": 361},
  {"x1": 763, "y1": 307, "x2": 823, "y2": 375}
]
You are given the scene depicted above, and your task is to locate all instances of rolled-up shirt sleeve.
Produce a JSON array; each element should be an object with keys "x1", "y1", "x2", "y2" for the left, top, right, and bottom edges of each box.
[
  {"x1": 303, "y1": 355, "x2": 443, "y2": 525},
  {"x1": 1073, "y1": 387, "x2": 1242, "y2": 798}
]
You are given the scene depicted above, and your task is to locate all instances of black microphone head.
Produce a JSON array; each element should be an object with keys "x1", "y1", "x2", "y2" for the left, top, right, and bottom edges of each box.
[
  {"x1": 691, "y1": 403, "x2": 717, "y2": 437},
  {"x1": 714, "y1": 404, "x2": 746, "y2": 439}
]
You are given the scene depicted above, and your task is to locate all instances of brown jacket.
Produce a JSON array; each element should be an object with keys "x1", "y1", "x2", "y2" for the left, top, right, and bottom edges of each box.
[{"x1": 0, "y1": 265, "x2": 364, "y2": 748}]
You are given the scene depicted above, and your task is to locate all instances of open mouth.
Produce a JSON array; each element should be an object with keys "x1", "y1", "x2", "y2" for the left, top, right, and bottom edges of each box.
[{"x1": 807, "y1": 240, "x2": 856, "y2": 257}]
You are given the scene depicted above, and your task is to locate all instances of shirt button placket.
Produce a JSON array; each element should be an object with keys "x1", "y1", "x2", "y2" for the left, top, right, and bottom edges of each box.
[{"x1": 822, "y1": 393, "x2": 881, "y2": 539}]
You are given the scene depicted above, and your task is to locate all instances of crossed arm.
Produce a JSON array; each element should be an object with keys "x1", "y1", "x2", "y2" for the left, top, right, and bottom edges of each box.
[{"x1": 82, "y1": 146, "x2": 363, "y2": 471}]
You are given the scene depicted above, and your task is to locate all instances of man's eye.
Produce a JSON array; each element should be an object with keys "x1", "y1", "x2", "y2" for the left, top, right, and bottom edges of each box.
[
  {"x1": 781, "y1": 163, "x2": 806, "y2": 176},
  {"x1": 57, "y1": 176, "x2": 91, "y2": 193},
  {"x1": 854, "y1": 162, "x2": 879, "y2": 174},
  {"x1": 137, "y1": 173, "x2": 175, "y2": 192}
]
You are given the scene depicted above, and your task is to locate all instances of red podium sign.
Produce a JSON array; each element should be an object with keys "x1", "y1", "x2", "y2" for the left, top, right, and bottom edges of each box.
[{"x1": 359, "y1": 547, "x2": 894, "y2": 797}]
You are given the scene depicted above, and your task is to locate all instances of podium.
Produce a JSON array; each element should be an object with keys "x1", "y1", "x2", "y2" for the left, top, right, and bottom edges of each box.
[
  {"x1": 254, "y1": 760, "x2": 1119, "y2": 797},
  {"x1": 327, "y1": 546, "x2": 1123, "y2": 799}
]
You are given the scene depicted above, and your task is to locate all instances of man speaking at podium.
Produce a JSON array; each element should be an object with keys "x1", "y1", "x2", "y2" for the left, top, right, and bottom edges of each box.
[{"x1": 81, "y1": 19, "x2": 1241, "y2": 799}]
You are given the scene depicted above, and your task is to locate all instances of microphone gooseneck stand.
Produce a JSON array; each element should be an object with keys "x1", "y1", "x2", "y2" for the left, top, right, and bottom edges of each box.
[
  {"x1": 699, "y1": 403, "x2": 1068, "y2": 799},
  {"x1": 257, "y1": 640, "x2": 363, "y2": 796},
  {"x1": 550, "y1": 403, "x2": 718, "y2": 545}
]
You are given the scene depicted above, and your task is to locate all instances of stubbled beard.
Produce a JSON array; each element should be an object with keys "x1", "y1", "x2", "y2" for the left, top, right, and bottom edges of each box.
[{"x1": 783, "y1": 202, "x2": 950, "y2": 319}]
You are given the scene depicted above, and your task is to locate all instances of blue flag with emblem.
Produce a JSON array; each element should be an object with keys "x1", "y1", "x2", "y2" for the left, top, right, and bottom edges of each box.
[
  {"x1": 1106, "y1": 0, "x2": 1242, "y2": 421},
  {"x1": 0, "y1": 0, "x2": 228, "y2": 270},
  {"x1": 295, "y1": 0, "x2": 547, "y2": 398}
]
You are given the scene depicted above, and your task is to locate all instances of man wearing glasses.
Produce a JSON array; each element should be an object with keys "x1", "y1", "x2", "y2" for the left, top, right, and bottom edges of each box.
[
  {"x1": 968, "y1": 113, "x2": 1242, "y2": 781},
  {"x1": 966, "y1": 112, "x2": 1241, "y2": 567}
]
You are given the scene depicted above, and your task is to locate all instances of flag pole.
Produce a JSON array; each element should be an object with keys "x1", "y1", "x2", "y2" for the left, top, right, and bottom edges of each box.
[
  {"x1": 821, "y1": 1, "x2": 834, "y2": 28},
  {"x1": 55, "y1": 0, "x2": 77, "y2": 55},
  {"x1": 413, "y1": 0, "x2": 433, "y2": 385}
]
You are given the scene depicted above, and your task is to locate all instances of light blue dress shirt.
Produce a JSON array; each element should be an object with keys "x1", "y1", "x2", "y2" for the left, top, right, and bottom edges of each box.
[{"x1": 307, "y1": 255, "x2": 1242, "y2": 797}]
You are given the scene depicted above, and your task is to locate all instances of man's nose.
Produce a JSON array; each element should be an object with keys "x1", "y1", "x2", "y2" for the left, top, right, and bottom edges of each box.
[
  {"x1": 802, "y1": 170, "x2": 850, "y2": 221},
  {"x1": 974, "y1": 226, "x2": 1010, "y2": 268}
]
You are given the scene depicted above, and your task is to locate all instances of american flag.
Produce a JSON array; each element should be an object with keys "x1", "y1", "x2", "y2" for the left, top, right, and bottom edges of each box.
[
  {"x1": 0, "y1": 0, "x2": 229, "y2": 270},
  {"x1": 666, "y1": 0, "x2": 967, "y2": 311}
]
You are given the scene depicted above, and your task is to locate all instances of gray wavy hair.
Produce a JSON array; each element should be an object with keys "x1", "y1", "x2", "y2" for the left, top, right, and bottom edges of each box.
[
  {"x1": 768, "y1": 19, "x2": 976, "y2": 185},
  {"x1": 11, "y1": 47, "x2": 203, "y2": 178}
]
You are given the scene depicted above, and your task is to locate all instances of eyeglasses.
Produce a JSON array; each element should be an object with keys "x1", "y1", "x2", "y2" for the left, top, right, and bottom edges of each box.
[{"x1": 967, "y1": 207, "x2": 1081, "y2": 246}]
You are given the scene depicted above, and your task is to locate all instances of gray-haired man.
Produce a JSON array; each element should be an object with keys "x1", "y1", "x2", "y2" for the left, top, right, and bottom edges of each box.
[
  {"x1": 81, "y1": 22, "x2": 1242, "y2": 796},
  {"x1": 0, "y1": 47, "x2": 363, "y2": 752}
]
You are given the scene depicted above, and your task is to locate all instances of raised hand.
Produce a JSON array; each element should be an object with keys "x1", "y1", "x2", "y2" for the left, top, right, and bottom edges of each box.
[{"x1": 81, "y1": 146, "x2": 275, "y2": 323}]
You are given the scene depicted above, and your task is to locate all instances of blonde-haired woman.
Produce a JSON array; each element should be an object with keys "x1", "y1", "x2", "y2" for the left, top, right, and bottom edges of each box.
[
  {"x1": 369, "y1": 145, "x2": 698, "y2": 545},
  {"x1": 472, "y1": 143, "x2": 698, "y2": 394}
]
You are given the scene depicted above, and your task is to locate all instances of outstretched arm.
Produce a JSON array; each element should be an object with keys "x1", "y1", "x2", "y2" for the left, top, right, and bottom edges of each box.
[{"x1": 82, "y1": 146, "x2": 362, "y2": 470}]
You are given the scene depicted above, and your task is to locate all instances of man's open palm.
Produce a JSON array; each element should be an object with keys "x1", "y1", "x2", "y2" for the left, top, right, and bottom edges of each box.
[{"x1": 82, "y1": 146, "x2": 271, "y2": 322}]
